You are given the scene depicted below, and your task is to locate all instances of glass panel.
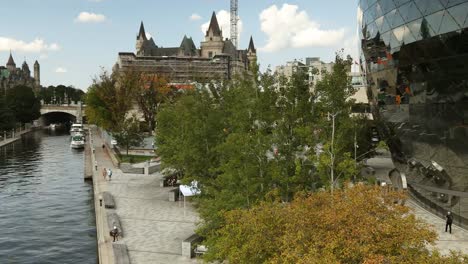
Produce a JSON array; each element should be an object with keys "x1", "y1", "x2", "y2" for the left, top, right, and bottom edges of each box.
[
  {"x1": 368, "y1": 21, "x2": 379, "y2": 39},
  {"x1": 390, "y1": 29, "x2": 402, "y2": 48},
  {"x1": 391, "y1": 9, "x2": 406, "y2": 28},
  {"x1": 375, "y1": 16, "x2": 385, "y2": 32},
  {"x1": 393, "y1": 0, "x2": 412, "y2": 8},
  {"x1": 381, "y1": 31, "x2": 392, "y2": 47},
  {"x1": 439, "y1": 10, "x2": 461, "y2": 34},
  {"x1": 407, "y1": 18, "x2": 423, "y2": 41},
  {"x1": 381, "y1": 0, "x2": 396, "y2": 14},
  {"x1": 374, "y1": 2, "x2": 383, "y2": 18},
  {"x1": 385, "y1": 9, "x2": 397, "y2": 29},
  {"x1": 420, "y1": 18, "x2": 434, "y2": 39},
  {"x1": 360, "y1": 0, "x2": 369, "y2": 11},
  {"x1": 369, "y1": 0, "x2": 378, "y2": 7},
  {"x1": 402, "y1": 25, "x2": 417, "y2": 44},
  {"x1": 399, "y1": 1, "x2": 423, "y2": 23},
  {"x1": 439, "y1": 0, "x2": 450, "y2": 7},
  {"x1": 447, "y1": 2, "x2": 468, "y2": 28},
  {"x1": 447, "y1": 0, "x2": 468, "y2": 8},
  {"x1": 393, "y1": 25, "x2": 405, "y2": 42},
  {"x1": 382, "y1": 15, "x2": 392, "y2": 32},
  {"x1": 414, "y1": 0, "x2": 444, "y2": 16},
  {"x1": 425, "y1": 10, "x2": 445, "y2": 34}
]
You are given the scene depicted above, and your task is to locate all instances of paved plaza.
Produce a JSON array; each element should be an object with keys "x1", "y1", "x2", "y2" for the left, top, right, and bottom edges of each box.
[
  {"x1": 407, "y1": 200, "x2": 468, "y2": 255},
  {"x1": 91, "y1": 128, "x2": 200, "y2": 264}
]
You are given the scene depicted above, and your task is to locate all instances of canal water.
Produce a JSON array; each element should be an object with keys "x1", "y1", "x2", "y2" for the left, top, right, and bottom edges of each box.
[{"x1": 0, "y1": 130, "x2": 97, "y2": 264}]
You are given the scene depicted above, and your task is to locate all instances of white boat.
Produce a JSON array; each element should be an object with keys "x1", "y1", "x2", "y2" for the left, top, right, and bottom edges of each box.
[
  {"x1": 70, "y1": 123, "x2": 84, "y2": 136},
  {"x1": 49, "y1": 123, "x2": 57, "y2": 130},
  {"x1": 70, "y1": 134, "x2": 85, "y2": 149}
]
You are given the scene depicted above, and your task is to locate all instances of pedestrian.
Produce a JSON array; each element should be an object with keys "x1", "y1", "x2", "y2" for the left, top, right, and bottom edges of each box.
[
  {"x1": 446, "y1": 211, "x2": 453, "y2": 234},
  {"x1": 107, "y1": 168, "x2": 112, "y2": 181},
  {"x1": 102, "y1": 168, "x2": 107, "y2": 180},
  {"x1": 110, "y1": 226, "x2": 119, "y2": 242}
]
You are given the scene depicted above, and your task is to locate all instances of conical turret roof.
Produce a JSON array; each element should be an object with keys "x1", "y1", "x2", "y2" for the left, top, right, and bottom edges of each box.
[
  {"x1": 6, "y1": 52, "x2": 16, "y2": 66},
  {"x1": 206, "y1": 12, "x2": 222, "y2": 37},
  {"x1": 138, "y1": 21, "x2": 148, "y2": 41},
  {"x1": 248, "y1": 36, "x2": 256, "y2": 53}
]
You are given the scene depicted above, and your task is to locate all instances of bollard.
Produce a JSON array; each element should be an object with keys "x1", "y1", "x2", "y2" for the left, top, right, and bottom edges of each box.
[
  {"x1": 93, "y1": 148, "x2": 95, "y2": 154},
  {"x1": 95, "y1": 161, "x2": 98, "y2": 171},
  {"x1": 99, "y1": 195, "x2": 103, "y2": 207}
]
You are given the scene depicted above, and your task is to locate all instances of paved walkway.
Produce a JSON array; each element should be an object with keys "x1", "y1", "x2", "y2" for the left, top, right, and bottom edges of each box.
[
  {"x1": 91, "y1": 127, "x2": 200, "y2": 264},
  {"x1": 407, "y1": 199, "x2": 468, "y2": 254}
]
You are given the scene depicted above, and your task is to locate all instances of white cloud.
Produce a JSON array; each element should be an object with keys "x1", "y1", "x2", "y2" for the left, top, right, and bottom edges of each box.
[
  {"x1": 190, "y1": 13, "x2": 202, "y2": 21},
  {"x1": 39, "y1": 54, "x2": 48, "y2": 60},
  {"x1": 201, "y1": 10, "x2": 243, "y2": 41},
  {"x1": 0, "y1": 37, "x2": 61, "y2": 53},
  {"x1": 146, "y1": 32, "x2": 152, "y2": 39},
  {"x1": 55, "y1": 67, "x2": 67, "y2": 73},
  {"x1": 259, "y1": 4, "x2": 345, "y2": 52},
  {"x1": 75, "y1": 12, "x2": 106, "y2": 23}
]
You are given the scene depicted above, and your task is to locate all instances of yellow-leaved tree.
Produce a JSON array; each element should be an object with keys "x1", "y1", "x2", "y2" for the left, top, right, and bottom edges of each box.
[{"x1": 205, "y1": 184, "x2": 467, "y2": 264}]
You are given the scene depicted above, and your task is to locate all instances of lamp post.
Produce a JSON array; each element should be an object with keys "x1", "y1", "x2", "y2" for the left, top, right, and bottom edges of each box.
[{"x1": 329, "y1": 111, "x2": 340, "y2": 195}]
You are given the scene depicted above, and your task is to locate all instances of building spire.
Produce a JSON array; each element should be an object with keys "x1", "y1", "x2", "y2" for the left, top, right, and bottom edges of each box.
[
  {"x1": 206, "y1": 11, "x2": 222, "y2": 37},
  {"x1": 7, "y1": 51, "x2": 16, "y2": 67},
  {"x1": 138, "y1": 21, "x2": 147, "y2": 41},
  {"x1": 248, "y1": 36, "x2": 256, "y2": 53}
]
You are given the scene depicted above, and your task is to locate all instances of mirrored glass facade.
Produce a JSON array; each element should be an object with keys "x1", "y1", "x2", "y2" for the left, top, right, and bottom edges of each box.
[{"x1": 359, "y1": 0, "x2": 468, "y2": 224}]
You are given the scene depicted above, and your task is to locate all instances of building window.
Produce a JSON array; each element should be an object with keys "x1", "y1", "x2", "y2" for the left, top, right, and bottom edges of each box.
[{"x1": 208, "y1": 52, "x2": 213, "y2": 58}]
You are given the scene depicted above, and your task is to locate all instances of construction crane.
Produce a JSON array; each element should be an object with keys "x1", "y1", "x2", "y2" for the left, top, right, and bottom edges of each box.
[{"x1": 230, "y1": 0, "x2": 238, "y2": 49}]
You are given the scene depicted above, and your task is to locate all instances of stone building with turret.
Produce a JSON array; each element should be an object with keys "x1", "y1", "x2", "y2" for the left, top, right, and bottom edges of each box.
[
  {"x1": 116, "y1": 12, "x2": 257, "y2": 83},
  {"x1": 0, "y1": 52, "x2": 41, "y2": 95}
]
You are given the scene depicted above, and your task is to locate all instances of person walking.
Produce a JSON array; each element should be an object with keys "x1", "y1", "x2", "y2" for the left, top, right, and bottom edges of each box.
[
  {"x1": 110, "y1": 226, "x2": 119, "y2": 242},
  {"x1": 107, "y1": 168, "x2": 112, "y2": 181},
  {"x1": 102, "y1": 168, "x2": 107, "y2": 180},
  {"x1": 445, "y1": 211, "x2": 453, "y2": 234}
]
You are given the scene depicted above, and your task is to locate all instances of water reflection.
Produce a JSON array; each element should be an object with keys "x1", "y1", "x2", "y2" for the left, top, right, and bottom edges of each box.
[{"x1": 0, "y1": 130, "x2": 97, "y2": 263}]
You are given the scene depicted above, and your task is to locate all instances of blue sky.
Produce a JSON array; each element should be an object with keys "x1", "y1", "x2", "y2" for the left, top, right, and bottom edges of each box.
[{"x1": 0, "y1": 0, "x2": 359, "y2": 91}]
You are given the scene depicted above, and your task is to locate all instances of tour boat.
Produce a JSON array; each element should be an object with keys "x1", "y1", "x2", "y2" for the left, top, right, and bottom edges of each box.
[
  {"x1": 70, "y1": 134, "x2": 85, "y2": 149},
  {"x1": 70, "y1": 123, "x2": 84, "y2": 136}
]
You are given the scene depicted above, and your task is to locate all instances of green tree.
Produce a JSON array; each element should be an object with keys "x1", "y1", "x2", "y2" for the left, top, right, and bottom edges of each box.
[
  {"x1": 206, "y1": 185, "x2": 468, "y2": 264},
  {"x1": 112, "y1": 115, "x2": 144, "y2": 155},
  {"x1": 85, "y1": 70, "x2": 137, "y2": 132},
  {"x1": 0, "y1": 94, "x2": 15, "y2": 131},
  {"x1": 6, "y1": 85, "x2": 40, "y2": 124}
]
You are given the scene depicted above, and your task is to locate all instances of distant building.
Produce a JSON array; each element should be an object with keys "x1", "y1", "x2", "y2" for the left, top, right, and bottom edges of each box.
[
  {"x1": 275, "y1": 57, "x2": 334, "y2": 92},
  {"x1": 115, "y1": 12, "x2": 257, "y2": 83},
  {"x1": 0, "y1": 52, "x2": 40, "y2": 95}
]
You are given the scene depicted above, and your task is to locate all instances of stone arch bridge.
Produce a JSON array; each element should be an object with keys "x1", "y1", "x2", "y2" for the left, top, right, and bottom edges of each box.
[{"x1": 39, "y1": 103, "x2": 86, "y2": 125}]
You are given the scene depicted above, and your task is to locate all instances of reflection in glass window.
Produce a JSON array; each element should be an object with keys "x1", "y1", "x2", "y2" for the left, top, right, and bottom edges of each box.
[
  {"x1": 425, "y1": 10, "x2": 444, "y2": 35},
  {"x1": 439, "y1": 11, "x2": 461, "y2": 35},
  {"x1": 446, "y1": 2, "x2": 468, "y2": 28},
  {"x1": 414, "y1": 0, "x2": 444, "y2": 16},
  {"x1": 380, "y1": 0, "x2": 396, "y2": 14},
  {"x1": 391, "y1": 10, "x2": 406, "y2": 28},
  {"x1": 407, "y1": 18, "x2": 423, "y2": 41},
  {"x1": 398, "y1": 1, "x2": 423, "y2": 23}
]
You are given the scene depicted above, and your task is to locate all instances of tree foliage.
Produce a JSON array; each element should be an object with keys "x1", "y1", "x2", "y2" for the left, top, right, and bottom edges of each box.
[
  {"x1": 135, "y1": 73, "x2": 177, "y2": 132},
  {"x1": 85, "y1": 70, "x2": 137, "y2": 132},
  {"x1": 0, "y1": 94, "x2": 15, "y2": 131},
  {"x1": 156, "y1": 54, "x2": 378, "y2": 250},
  {"x1": 5, "y1": 85, "x2": 41, "y2": 124},
  {"x1": 38, "y1": 85, "x2": 85, "y2": 104},
  {"x1": 207, "y1": 185, "x2": 468, "y2": 264},
  {"x1": 112, "y1": 115, "x2": 144, "y2": 155}
]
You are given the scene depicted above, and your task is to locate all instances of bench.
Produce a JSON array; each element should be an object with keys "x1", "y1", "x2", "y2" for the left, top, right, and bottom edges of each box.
[
  {"x1": 168, "y1": 188, "x2": 179, "y2": 202},
  {"x1": 102, "y1": 192, "x2": 116, "y2": 209},
  {"x1": 113, "y1": 243, "x2": 131, "y2": 264},
  {"x1": 107, "y1": 212, "x2": 124, "y2": 238},
  {"x1": 182, "y1": 234, "x2": 203, "y2": 258}
]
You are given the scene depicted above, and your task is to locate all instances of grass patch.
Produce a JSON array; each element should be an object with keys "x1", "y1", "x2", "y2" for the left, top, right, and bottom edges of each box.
[{"x1": 119, "y1": 154, "x2": 154, "y2": 164}]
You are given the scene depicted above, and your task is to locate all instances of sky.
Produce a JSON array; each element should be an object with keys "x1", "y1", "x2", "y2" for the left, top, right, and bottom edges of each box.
[{"x1": 0, "y1": 0, "x2": 359, "y2": 91}]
